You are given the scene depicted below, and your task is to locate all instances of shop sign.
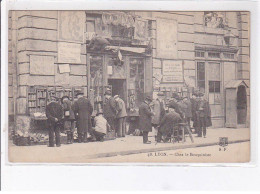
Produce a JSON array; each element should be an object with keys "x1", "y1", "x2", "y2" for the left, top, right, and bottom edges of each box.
[
  {"x1": 58, "y1": 11, "x2": 85, "y2": 43},
  {"x1": 102, "y1": 12, "x2": 135, "y2": 28},
  {"x1": 30, "y1": 55, "x2": 55, "y2": 75},
  {"x1": 157, "y1": 18, "x2": 178, "y2": 59},
  {"x1": 162, "y1": 60, "x2": 183, "y2": 82},
  {"x1": 58, "y1": 42, "x2": 81, "y2": 64}
]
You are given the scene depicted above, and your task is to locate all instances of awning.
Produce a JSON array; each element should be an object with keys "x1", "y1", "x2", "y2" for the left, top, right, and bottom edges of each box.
[
  {"x1": 105, "y1": 46, "x2": 146, "y2": 54},
  {"x1": 225, "y1": 80, "x2": 249, "y2": 89}
]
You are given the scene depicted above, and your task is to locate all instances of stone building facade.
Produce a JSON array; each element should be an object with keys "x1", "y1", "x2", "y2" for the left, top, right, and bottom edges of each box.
[{"x1": 8, "y1": 11, "x2": 250, "y2": 132}]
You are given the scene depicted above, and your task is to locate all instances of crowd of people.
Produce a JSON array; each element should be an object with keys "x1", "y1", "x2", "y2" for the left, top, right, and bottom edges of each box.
[
  {"x1": 139, "y1": 90, "x2": 212, "y2": 144},
  {"x1": 45, "y1": 90, "x2": 127, "y2": 147},
  {"x1": 45, "y1": 88, "x2": 211, "y2": 147}
]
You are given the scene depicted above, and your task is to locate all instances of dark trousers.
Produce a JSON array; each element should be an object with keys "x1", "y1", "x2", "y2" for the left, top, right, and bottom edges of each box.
[
  {"x1": 198, "y1": 117, "x2": 207, "y2": 137},
  {"x1": 90, "y1": 129, "x2": 106, "y2": 141},
  {"x1": 49, "y1": 123, "x2": 61, "y2": 146},
  {"x1": 116, "y1": 117, "x2": 126, "y2": 137},
  {"x1": 143, "y1": 131, "x2": 149, "y2": 143},
  {"x1": 106, "y1": 117, "x2": 115, "y2": 131}
]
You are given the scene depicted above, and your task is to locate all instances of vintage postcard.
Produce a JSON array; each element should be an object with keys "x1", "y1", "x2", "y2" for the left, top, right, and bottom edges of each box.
[{"x1": 7, "y1": 10, "x2": 250, "y2": 163}]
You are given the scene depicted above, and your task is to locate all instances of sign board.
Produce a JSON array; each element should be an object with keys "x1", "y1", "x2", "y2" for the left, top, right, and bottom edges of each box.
[
  {"x1": 162, "y1": 60, "x2": 183, "y2": 82},
  {"x1": 58, "y1": 42, "x2": 81, "y2": 64},
  {"x1": 58, "y1": 11, "x2": 85, "y2": 42},
  {"x1": 30, "y1": 55, "x2": 55, "y2": 75},
  {"x1": 134, "y1": 18, "x2": 148, "y2": 40},
  {"x1": 58, "y1": 64, "x2": 71, "y2": 74},
  {"x1": 156, "y1": 18, "x2": 178, "y2": 59}
]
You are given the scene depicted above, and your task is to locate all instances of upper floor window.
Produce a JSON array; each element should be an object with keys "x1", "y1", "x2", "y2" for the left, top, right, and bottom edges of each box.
[
  {"x1": 208, "y1": 52, "x2": 220, "y2": 58},
  {"x1": 195, "y1": 51, "x2": 205, "y2": 58},
  {"x1": 223, "y1": 53, "x2": 235, "y2": 59}
]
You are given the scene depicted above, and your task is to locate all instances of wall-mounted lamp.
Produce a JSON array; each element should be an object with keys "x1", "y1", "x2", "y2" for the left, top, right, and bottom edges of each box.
[{"x1": 224, "y1": 29, "x2": 236, "y2": 46}]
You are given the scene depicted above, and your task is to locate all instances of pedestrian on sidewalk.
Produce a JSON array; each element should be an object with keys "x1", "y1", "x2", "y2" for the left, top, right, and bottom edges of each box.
[
  {"x1": 139, "y1": 96, "x2": 154, "y2": 144},
  {"x1": 61, "y1": 96, "x2": 75, "y2": 144},
  {"x1": 183, "y1": 96, "x2": 192, "y2": 129},
  {"x1": 73, "y1": 92, "x2": 93, "y2": 143},
  {"x1": 191, "y1": 91, "x2": 199, "y2": 134},
  {"x1": 114, "y1": 95, "x2": 127, "y2": 137},
  {"x1": 46, "y1": 96, "x2": 63, "y2": 147},
  {"x1": 89, "y1": 110, "x2": 109, "y2": 142},
  {"x1": 151, "y1": 92, "x2": 166, "y2": 141},
  {"x1": 157, "y1": 103, "x2": 182, "y2": 143},
  {"x1": 196, "y1": 92, "x2": 212, "y2": 138},
  {"x1": 103, "y1": 90, "x2": 117, "y2": 133}
]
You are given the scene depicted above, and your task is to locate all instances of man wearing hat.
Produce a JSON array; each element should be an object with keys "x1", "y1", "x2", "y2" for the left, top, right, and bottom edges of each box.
[
  {"x1": 72, "y1": 92, "x2": 93, "y2": 143},
  {"x1": 61, "y1": 96, "x2": 75, "y2": 144},
  {"x1": 151, "y1": 92, "x2": 166, "y2": 141},
  {"x1": 103, "y1": 90, "x2": 117, "y2": 133},
  {"x1": 139, "y1": 96, "x2": 154, "y2": 144},
  {"x1": 46, "y1": 96, "x2": 63, "y2": 147},
  {"x1": 114, "y1": 95, "x2": 127, "y2": 137},
  {"x1": 157, "y1": 103, "x2": 182, "y2": 143},
  {"x1": 89, "y1": 110, "x2": 108, "y2": 142},
  {"x1": 191, "y1": 91, "x2": 199, "y2": 134},
  {"x1": 196, "y1": 92, "x2": 212, "y2": 137}
]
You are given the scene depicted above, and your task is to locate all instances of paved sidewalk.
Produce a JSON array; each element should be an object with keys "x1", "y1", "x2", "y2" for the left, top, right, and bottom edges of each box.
[{"x1": 8, "y1": 128, "x2": 250, "y2": 163}]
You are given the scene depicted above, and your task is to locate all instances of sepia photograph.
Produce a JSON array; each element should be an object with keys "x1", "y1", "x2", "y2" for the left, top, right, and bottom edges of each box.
[{"x1": 7, "y1": 10, "x2": 250, "y2": 163}]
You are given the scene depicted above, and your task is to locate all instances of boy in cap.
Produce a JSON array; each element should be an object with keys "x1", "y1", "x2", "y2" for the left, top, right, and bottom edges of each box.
[
  {"x1": 61, "y1": 96, "x2": 75, "y2": 144},
  {"x1": 89, "y1": 110, "x2": 109, "y2": 142}
]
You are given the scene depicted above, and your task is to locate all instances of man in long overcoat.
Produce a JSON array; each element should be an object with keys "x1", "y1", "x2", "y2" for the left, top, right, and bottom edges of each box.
[
  {"x1": 196, "y1": 92, "x2": 212, "y2": 138},
  {"x1": 139, "y1": 96, "x2": 154, "y2": 144},
  {"x1": 73, "y1": 92, "x2": 93, "y2": 143},
  {"x1": 103, "y1": 90, "x2": 117, "y2": 132},
  {"x1": 114, "y1": 95, "x2": 127, "y2": 137},
  {"x1": 151, "y1": 92, "x2": 166, "y2": 141},
  {"x1": 183, "y1": 97, "x2": 192, "y2": 128},
  {"x1": 46, "y1": 96, "x2": 63, "y2": 147}
]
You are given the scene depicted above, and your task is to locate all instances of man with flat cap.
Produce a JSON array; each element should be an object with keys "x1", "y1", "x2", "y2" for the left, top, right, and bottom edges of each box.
[
  {"x1": 139, "y1": 96, "x2": 154, "y2": 144},
  {"x1": 73, "y1": 92, "x2": 93, "y2": 143},
  {"x1": 46, "y1": 96, "x2": 63, "y2": 147},
  {"x1": 103, "y1": 90, "x2": 117, "y2": 133}
]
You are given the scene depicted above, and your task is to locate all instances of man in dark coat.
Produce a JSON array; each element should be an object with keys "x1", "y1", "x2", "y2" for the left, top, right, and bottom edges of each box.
[
  {"x1": 157, "y1": 104, "x2": 182, "y2": 143},
  {"x1": 183, "y1": 97, "x2": 192, "y2": 129},
  {"x1": 196, "y1": 92, "x2": 212, "y2": 138},
  {"x1": 73, "y1": 92, "x2": 93, "y2": 143},
  {"x1": 139, "y1": 96, "x2": 154, "y2": 144},
  {"x1": 103, "y1": 90, "x2": 117, "y2": 132},
  {"x1": 190, "y1": 92, "x2": 199, "y2": 134},
  {"x1": 46, "y1": 96, "x2": 63, "y2": 147},
  {"x1": 61, "y1": 96, "x2": 75, "y2": 144}
]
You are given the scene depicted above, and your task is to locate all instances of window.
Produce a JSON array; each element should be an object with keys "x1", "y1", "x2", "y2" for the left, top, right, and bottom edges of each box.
[
  {"x1": 197, "y1": 62, "x2": 205, "y2": 92},
  {"x1": 223, "y1": 53, "x2": 235, "y2": 59},
  {"x1": 208, "y1": 62, "x2": 221, "y2": 104},
  {"x1": 195, "y1": 51, "x2": 205, "y2": 58},
  {"x1": 208, "y1": 52, "x2": 220, "y2": 58},
  {"x1": 209, "y1": 81, "x2": 220, "y2": 93}
]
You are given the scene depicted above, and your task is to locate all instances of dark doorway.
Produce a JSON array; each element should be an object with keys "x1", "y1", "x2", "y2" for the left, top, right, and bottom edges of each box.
[
  {"x1": 237, "y1": 85, "x2": 247, "y2": 124},
  {"x1": 108, "y1": 79, "x2": 127, "y2": 103}
]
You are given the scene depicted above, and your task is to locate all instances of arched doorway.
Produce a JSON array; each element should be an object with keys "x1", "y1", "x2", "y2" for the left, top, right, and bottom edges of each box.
[{"x1": 237, "y1": 85, "x2": 247, "y2": 125}]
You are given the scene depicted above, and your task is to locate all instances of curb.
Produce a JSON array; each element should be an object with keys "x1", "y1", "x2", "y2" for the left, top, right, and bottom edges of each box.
[{"x1": 86, "y1": 139, "x2": 250, "y2": 159}]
